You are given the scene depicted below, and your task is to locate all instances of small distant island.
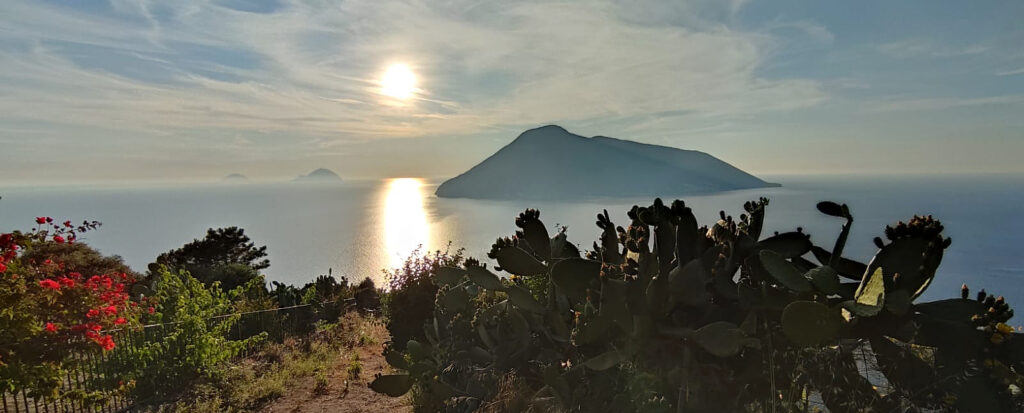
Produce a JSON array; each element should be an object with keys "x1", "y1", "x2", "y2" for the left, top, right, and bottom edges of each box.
[
  {"x1": 223, "y1": 173, "x2": 249, "y2": 181},
  {"x1": 293, "y1": 168, "x2": 342, "y2": 183},
  {"x1": 435, "y1": 125, "x2": 779, "y2": 200}
]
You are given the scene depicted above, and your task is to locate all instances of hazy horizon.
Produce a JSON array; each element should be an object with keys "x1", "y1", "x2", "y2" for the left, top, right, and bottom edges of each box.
[{"x1": 2, "y1": 1, "x2": 1023, "y2": 185}]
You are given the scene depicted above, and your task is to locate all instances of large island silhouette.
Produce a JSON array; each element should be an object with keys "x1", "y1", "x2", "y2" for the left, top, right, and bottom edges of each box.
[{"x1": 436, "y1": 125, "x2": 778, "y2": 200}]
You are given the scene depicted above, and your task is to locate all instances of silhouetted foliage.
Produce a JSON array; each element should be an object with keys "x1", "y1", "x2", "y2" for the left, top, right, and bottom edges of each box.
[
  {"x1": 21, "y1": 241, "x2": 138, "y2": 279},
  {"x1": 354, "y1": 277, "x2": 381, "y2": 312},
  {"x1": 372, "y1": 201, "x2": 1024, "y2": 413},
  {"x1": 382, "y1": 246, "x2": 465, "y2": 351},
  {"x1": 152, "y1": 227, "x2": 269, "y2": 291}
]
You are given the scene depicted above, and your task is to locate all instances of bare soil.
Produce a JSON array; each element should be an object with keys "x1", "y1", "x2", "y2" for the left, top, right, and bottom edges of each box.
[{"x1": 259, "y1": 315, "x2": 412, "y2": 413}]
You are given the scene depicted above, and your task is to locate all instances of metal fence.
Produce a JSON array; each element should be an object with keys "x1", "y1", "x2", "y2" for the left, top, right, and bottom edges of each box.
[{"x1": 2, "y1": 301, "x2": 343, "y2": 413}]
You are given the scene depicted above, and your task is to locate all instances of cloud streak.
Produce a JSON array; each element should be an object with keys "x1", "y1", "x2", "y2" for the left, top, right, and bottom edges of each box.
[
  {"x1": 0, "y1": 1, "x2": 824, "y2": 149},
  {"x1": 864, "y1": 95, "x2": 1024, "y2": 113}
]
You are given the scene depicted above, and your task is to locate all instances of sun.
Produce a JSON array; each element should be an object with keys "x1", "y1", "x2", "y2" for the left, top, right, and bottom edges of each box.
[{"x1": 380, "y1": 63, "x2": 417, "y2": 100}]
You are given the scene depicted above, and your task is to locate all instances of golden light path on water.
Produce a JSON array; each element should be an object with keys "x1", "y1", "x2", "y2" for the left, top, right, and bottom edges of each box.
[{"x1": 383, "y1": 178, "x2": 430, "y2": 269}]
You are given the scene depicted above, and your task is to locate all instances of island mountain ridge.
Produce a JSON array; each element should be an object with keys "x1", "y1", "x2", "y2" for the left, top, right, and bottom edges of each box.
[
  {"x1": 435, "y1": 125, "x2": 778, "y2": 200},
  {"x1": 293, "y1": 168, "x2": 342, "y2": 183}
]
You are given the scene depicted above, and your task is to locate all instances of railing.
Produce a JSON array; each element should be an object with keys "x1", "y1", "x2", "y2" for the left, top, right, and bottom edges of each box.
[{"x1": 1, "y1": 300, "x2": 349, "y2": 413}]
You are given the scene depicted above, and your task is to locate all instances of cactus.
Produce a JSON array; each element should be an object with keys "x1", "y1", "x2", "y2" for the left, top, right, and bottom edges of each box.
[
  {"x1": 373, "y1": 199, "x2": 1024, "y2": 413},
  {"x1": 369, "y1": 374, "x2": 413, "y2": 396},
  {"x1": 863, "y1": 215, "x2": 949, "y2": 300},
  {"x1": 781, "y1": 301, "x2": 843, "y2": 346},
  {"x1": 759, "y1": 249, "x2": 812, "y2": 292}
]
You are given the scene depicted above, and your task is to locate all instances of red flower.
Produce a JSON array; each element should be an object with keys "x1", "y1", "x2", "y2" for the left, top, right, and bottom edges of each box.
[
  {"x1": 36, "y1": 217, "x2": 47, "y2": 224},
  {"x1": 99, "y1": 335, "x2": 115, "y2": 351},
  {"x1": 46, "y1": 217, "x2": 53, "y2": 223},
  {"x1": 0, "y1": 262, "x2": 6, "y2": 273},
  {"x1": 53, "y1": 235, "x2": 65, "y2": 243},
  {"x1": 147, "y1": 306, "x2": 155, "y2": 314},
  {"x1": 58, "y1": 277, "x2": 75, "y2": 287},
  {"x1": 86, "y1": 309, "x2": 99, "y2": 318},
  {"x1": 103, "y1": 305, "x2": 117, "y2": 316},
  {"x1": 45, "y1": 322, "x2": 58, "y2": 333},
  {"x1": 63, "y1": 220, "x2": 72, "y2": 228},
  {"x1": 114, "y1": 317, "x2": 126, "y2": 325},
  {"x1": 38, "y1": 279, "x2": 61, "y2": 290},
  {"x1": 68, "y1": 272, "x2": 82, "y2": 279}
]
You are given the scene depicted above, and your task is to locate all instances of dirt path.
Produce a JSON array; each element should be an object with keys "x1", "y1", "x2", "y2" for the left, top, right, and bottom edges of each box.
[{"x1": 259, "y1": 316, "x2": 412, "y2": 413}]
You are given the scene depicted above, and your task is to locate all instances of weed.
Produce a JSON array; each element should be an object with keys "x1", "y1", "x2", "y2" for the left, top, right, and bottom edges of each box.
[{"x1": 347, "y1": 353, "x2": 362, "y2": 379}]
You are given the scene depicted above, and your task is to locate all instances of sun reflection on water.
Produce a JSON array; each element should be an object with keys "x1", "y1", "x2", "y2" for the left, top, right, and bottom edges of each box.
[{"x1": 383, "y1": 178, "x2": 430, "y2": 269}]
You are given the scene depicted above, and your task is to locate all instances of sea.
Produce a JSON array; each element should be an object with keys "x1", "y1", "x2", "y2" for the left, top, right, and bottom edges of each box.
[{"x1": 1, "y1": 174, "x2": 1022, "y2": 305}]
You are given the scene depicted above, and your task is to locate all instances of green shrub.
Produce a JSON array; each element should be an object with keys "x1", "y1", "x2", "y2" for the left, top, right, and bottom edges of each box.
[
  {"x1": 353, "y1": 277, "x2": 381, "y2": 312},
  {"x1": 382, "y1": 246, "x2": 464, "y2": 350},
  {"x1": 116, "y1": 267, "x2": 265, "y2": 402}
]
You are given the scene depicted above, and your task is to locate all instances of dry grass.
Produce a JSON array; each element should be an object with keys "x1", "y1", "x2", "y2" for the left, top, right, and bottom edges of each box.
[{"x1": 145, "y1": 312, "x2": 408, "y2": 413}]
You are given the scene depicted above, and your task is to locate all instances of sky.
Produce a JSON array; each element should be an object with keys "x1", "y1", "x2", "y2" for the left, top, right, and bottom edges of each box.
[{"x1": 1, "y1": 0, "x2": 1022, "y2": 184}]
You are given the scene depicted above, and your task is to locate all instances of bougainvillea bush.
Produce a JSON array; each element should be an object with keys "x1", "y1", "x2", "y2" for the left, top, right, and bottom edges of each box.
[{"x1": 0, "y1": 218, "x2": 142, "y2": 401}]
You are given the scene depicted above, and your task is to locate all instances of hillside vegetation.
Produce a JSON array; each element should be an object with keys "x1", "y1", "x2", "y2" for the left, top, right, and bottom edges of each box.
[{"x1": 372, "y1": 198, "x2": 1024, "y2": 413}]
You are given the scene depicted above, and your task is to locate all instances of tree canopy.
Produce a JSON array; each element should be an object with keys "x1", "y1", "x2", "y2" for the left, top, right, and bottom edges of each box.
[{"x1": 152, "y1": 227, "x2": 269, "y2": 291}]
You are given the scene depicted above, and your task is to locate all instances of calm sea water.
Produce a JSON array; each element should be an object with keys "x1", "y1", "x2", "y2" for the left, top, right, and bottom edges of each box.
[{"x1": 1, "y1": 174, "x2": 1022, "y2": 305}]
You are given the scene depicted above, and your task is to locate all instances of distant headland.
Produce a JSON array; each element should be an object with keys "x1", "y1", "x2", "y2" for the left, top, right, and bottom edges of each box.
[{"x1": 435, "y1": 125, "x2": 778, "y2": 200}]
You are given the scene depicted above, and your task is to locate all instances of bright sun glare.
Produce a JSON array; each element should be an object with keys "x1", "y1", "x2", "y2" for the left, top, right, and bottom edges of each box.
[
  {"x1": 383, "y1": 178, "x2": 429, "y2": 268},
  {"x1": 380, "y1": 63, "x2": 417, "y2": 100}
]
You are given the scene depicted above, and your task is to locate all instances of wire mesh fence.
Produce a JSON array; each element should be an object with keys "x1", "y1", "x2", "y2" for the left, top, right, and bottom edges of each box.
[{"x1": 1, "y1": 300, "x2": 348, "y2": 413}]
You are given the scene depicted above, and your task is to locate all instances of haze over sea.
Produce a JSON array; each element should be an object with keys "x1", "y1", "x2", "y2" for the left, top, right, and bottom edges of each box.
[{"x1": 2, "y1": 173, "x2": 1022, "y2": 304}]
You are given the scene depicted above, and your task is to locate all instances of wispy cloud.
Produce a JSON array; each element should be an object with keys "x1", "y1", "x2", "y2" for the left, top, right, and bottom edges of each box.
[
  {"x1": 877, "y1": 38, "x2": 988, "y2": 58},
  {"x1": 996, "y1": 68, "x2": 1024, "y2": 76},
  {"x1": 0, "y1": 1, "x2": 826, "y2": 151},
  {"x1": 864, "y1": 95, "x2": 1024, "y2": 113}
]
